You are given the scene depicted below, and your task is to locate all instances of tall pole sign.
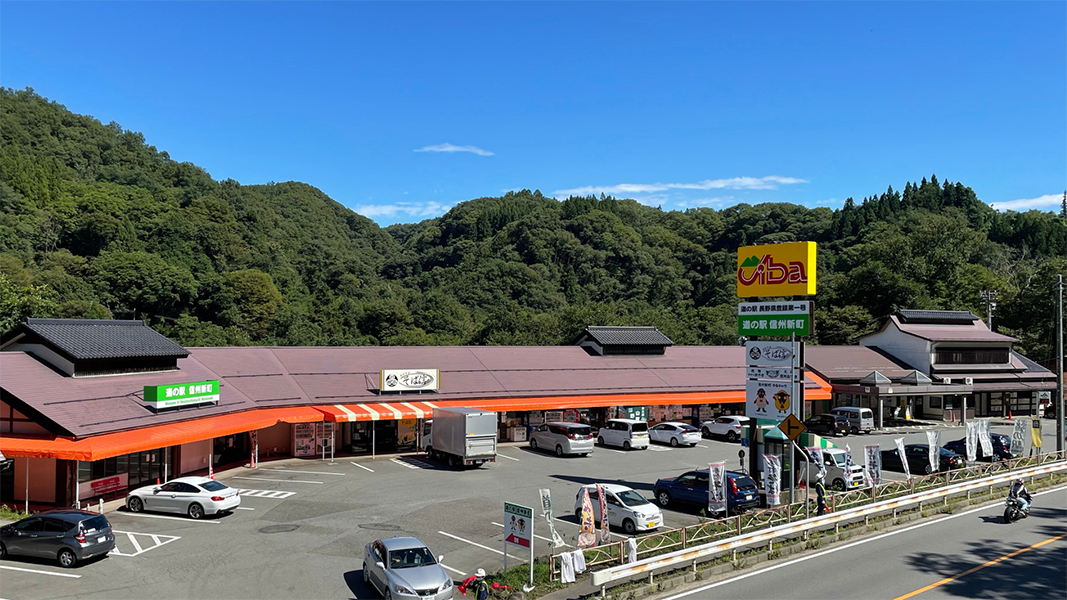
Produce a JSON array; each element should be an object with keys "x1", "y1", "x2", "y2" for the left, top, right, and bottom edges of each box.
[{"x1": 738, "y1": 242, "x2": 817, "y2": 504}]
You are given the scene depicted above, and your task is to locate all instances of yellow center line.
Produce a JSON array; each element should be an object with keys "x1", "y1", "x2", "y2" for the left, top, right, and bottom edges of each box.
[{"x1": 892, "y1": 533, "x2": 1066, "y2": 600}]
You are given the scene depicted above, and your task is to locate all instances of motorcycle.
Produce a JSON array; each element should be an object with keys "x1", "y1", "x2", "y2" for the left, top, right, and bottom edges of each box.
[{"x1": 1003, "y1": 496, "x2": 1028, "y2": 524}]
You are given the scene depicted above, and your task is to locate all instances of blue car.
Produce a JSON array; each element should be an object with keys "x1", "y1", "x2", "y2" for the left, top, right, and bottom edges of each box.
[{"x1": 653, "y1": 469, "x2": 760, "y2": 515}]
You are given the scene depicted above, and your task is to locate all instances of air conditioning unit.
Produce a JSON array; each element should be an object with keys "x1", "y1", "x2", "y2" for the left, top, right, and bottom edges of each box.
[
  {"x1": 963, "y1": 377, "x2": 974, "y2": 386},
  {"x1": 940, "y1": 377, "x2": 953, "y2": 385}
]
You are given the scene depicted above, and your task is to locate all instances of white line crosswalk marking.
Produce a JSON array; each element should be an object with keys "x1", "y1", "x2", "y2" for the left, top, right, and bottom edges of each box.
[
  {"x1": 109, "y1": 530, "x2": 181, "y2": 557},
  {"x1": 237, "y1": 488, "x2": 297, "y2": 499}
]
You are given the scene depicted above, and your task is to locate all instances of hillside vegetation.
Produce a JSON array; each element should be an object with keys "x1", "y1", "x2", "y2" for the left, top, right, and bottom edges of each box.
[{"x1": 2, "y1": 87, "x2": 1065, "y2": 361}]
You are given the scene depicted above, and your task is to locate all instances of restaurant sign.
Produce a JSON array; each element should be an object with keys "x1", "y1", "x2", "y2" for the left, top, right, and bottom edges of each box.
[
  {"x1": 736, "y1": 242, "x2": 817, "y2": 297},
  {"x1": 143, "y1": 380, "x2": 219, "y2": 408},
  {"x1": 380, "y1": 369, "x2": 441, "y2": 392},
  {"x1": 738, "y1": 301, "x2": 812, "y2": 336}
]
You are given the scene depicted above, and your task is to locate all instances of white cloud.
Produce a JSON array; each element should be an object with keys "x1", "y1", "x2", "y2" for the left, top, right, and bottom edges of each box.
[
  {"x1": 354, "y1": 201, "x2": 454, "y2": 219},
  {"x1": 683, "y1": 196, "x2": 736, "y2": 207},
  {"x1": 631, "y1": 194, "x2": 669, "y2": 207},
  {"x1": 414, "y1": 143, "x2": 494, "y2": 156},
  {"x1": 554, "y1": 175, "x2": 806, "y2": 197},
  {"x1": 991, "y1": 193, "x2": 1063, "y2": 211}
]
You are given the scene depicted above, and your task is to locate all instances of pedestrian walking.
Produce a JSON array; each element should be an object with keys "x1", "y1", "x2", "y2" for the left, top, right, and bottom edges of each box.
[{"x1": 815, "y1": 474, "x2": 828, "y2": 516}]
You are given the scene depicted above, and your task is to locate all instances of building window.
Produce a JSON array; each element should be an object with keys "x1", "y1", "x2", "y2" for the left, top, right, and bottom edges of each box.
[{"x1": 933, "y1": 348, "x2": 1010, "y2": 365}]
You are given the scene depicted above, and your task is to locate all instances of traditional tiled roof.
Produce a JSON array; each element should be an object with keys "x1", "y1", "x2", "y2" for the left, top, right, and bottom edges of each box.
[
  {"x1": 579, "y1": 326, "x2": 674, "y2": 347},
  {"x1": 10, "y1": 319, "x2": 190, "y2": 360}
]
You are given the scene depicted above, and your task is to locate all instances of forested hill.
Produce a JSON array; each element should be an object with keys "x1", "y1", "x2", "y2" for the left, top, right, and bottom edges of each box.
[{"x1": 2, "y1": 87, "x2": 1065, "y2": 361}]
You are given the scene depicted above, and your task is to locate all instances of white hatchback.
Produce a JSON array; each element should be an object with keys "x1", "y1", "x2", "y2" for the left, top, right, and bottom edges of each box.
[
  {"x1": 596, "y1": 419, "x2": 650, "y2": 450},
  {"x1": 126, "y1": 476, "x2": 240, "y2": 519},
  {"x1": 573, "y1": 484, "x2": 663, "y2": 534},
  {"x1": 648, "y1": 422, "x2": 701, "y2": 447}
]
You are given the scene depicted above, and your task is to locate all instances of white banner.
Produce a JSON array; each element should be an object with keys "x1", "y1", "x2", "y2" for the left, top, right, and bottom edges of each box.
[
  {"x1": 806, "y1": 446, "x2": 826, "y2": 480},
  {"x1": 539, "y1": 488, "x2": 566, "y2": 548},
  {"x1": 745, "y1": 341, "x2": 800, "y2": 367},
  {"x1": 925, "y1": 430, "x2": 940, "y2": 475},
  {"x1": 708, "y1": 461, "x2": 727, "y2": 514},
  {"x1": 1011, "y1": 419, "x2": 1028, "y2": 457},
  {"x1": 978, "y1": 419, "x2": 993, "y2": 458},
  {"x1": 895, "y1": 437, "x2": 911, "y2": 479},
  {"x1": 965, "y1": 421, "x2": 978, "y2": 462},
  {"x1": 765, "y1": 455, "x2": 782, "y2": 506},
  {"x1": 864, "y1": 445, "x2": 881, "y2": 486},
  {"x1": 745, "y1": 379, "x2": 794, "y2": 421}
]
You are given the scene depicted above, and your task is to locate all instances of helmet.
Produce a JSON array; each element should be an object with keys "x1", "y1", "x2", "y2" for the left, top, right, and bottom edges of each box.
[{"x1": 475, "y1": 568, "x2": 486, "y2": 578}]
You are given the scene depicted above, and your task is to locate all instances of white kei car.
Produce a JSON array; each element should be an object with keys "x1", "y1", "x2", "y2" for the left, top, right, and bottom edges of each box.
[{"x1": 126, "y1": 476, "x2": 240, "y2": 519}]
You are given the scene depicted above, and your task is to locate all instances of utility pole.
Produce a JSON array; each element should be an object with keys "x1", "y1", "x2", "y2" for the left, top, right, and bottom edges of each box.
[
  {"x1": 980, "y1": 290, "x2": 998, "y2": 332},
  {"x1": 1058, "y1": 275, "x2": 1064, "y2": 453}
]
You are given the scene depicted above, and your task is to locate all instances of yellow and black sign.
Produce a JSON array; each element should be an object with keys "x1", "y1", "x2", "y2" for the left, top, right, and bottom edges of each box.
[{"x1": 777, "y1": 414, "x2": 806, "y2": 441}]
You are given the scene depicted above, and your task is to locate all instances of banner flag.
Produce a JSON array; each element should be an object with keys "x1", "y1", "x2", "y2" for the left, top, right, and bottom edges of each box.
[
  {"x1": 1011, "y1": 419, "x2": 1028, "y2": 456},
  {"x1": 765, "y1": 455, "x2": 782, "y2": 506},
  {"x1": 708, "y1": 461, "x2": 727, "y2": 514},
  {"x1": 596, "y1": 484, "x2": 610, "y2": 545},
  {"x1": 1030, "y1": 419, "x2": 1043, "y2": 450},
  {"x1": 806, "y1": 446, "x2": 826, "y2": 480},
  {"x1": 978, "y1": 419, "x2": 994, "y2": 457},
  {"x1": 577, "y1": 487, "x2": 596, "y2": 548},
  {"x1": 895, "y1": 437, "x2": 910, "y2": 479},
  {"x1": 864, "y1": 445, "x2": 881, "y2": 486},
  {"x1": 539, "y1": 488, "x2": 566, "y2": 548},
  {"x1": 965, "y1": 421, "x2": 978, "y2": 462},
  {"x1": 925, "y1": 430, "x2": 940, "y2": 475}
]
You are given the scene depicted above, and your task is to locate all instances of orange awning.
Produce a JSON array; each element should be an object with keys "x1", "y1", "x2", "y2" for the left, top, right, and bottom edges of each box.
[
  {"x1": 317, "y1": 401, "x2": 439, "y2": 422},
  {"x1": 0, "y1": 406, "x2": 323, "y2": 461}
]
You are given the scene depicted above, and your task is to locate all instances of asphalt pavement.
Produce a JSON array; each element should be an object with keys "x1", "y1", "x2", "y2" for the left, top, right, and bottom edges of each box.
[{"x1": 654, "y1": 485, "x2": 1067, "y2": 600}]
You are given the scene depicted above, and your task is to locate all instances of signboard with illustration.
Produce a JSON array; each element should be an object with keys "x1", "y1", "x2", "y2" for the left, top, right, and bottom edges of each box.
[
  {"x1": 380, "y1": 369, "x2": 441, "y2": 392},
  {"x1": 745, "y1": 379, "x2": 793, "y2": 421},
  {"x1": 745, "y1": 341, "x2": 799, "y2": 368},
  {"x1": 143, "y1": 380, "x2": 219, "y2": 409},
  {"x1": 736, "y1": 242, "x2": 817, "y2": 297},
  {"x1": 504, "y1": 502, "x2": 533, "y2": 549}
]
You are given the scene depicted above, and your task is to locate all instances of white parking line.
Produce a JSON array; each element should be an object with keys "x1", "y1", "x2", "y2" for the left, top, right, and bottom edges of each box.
[
  {"x1": 492, "y1": 522, "x2": 567, "y2": 546},
  {"x1": 237, "y1": 489, "x2": 297, "y2": 499},
  {"x1": 351, "y1": 462, "x2": 375, "y2": 472},
  {"x1": 696, "y1": 444, "x2": 709, "y2": 448},
  {"x1": 390, "y1": 458, "x2": 419, "y2": 470},
  {"x1": 437, "y1": 531, "x2": 525, "y2": 561},
  {"x1": 109, "y1": 530, "x2": 181, "y2": 557},
  {"x1": 0, "y1": 565, "x2": 81, "y2": 578},
  {"x1": 231, "y1": 476, "x2": 324, "y2": 484},
  {"x1": 647, "y1": 446, "x2": 671, "y2": 452},
  {"x1": 258, "y1": 468, "x2": 345, "y2": 476},
  {"x1": 234, "y1": 506, "x2": 255, "y2": 510},
  {"x1": 496, "y1": 453, "x2": 520, "y2": 461},
  {"x1": 118, "y1": 512, "x2": 220, "y2": 524},
  {"x1": 440, "y1": 563, "x2": 467, "y2": 576}
]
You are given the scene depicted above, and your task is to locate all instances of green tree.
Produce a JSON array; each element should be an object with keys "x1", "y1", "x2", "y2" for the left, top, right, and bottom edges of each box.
[{"x1": 227, "y1": 269, "x2": 284, "y2": 339}]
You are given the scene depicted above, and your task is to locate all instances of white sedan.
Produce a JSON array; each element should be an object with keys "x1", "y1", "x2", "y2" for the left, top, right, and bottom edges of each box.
[
  {"x1": 648, "y1": 422, "x2": 701, "y2": 447},
  {"x1": 126, "y1": 476, "x2": 240, "y2": 519}
]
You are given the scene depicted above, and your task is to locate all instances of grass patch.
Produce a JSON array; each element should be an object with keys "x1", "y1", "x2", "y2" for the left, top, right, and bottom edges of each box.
[
  {"x1": 486, "y1": 558, "x2": 567, "y2": 599},
  {"x1": 0, "y1": 504, "x2": 30, "y2": 521}
]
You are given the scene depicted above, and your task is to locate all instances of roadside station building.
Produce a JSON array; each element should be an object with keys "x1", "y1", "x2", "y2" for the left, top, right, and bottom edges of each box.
[
  {"x1": 806, "y1": 310, "x2": 1055, "y2": 425},
  {"x1": 0, "y1": 319, "x2": 832, "y2": 510}
]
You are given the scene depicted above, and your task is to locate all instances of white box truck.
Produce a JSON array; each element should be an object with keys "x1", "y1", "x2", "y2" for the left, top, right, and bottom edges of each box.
[{"x1": 421, "y1": 407, "x2": 497, "y2": 468}]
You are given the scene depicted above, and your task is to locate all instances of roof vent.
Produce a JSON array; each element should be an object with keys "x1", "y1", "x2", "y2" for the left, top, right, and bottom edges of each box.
[
  {"x1": 900, "y1": 370, "x2": 933, "y2": 384},
  {"x1": 576, "y1": 326, "x2": 673, "y2": 356},
  {"x1": 858, "y1": 371, "x2": 891, "y2": 384}
]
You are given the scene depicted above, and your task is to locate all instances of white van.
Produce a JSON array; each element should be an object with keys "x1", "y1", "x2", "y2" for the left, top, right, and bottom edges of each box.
[
  {"x1": 829, "y1": 407, "x2": 875, "y2": 434},
  {"x1": 573, "y1": 484, "x2": 663, "y2": 534},
  {"x1": 596, "y1": 419, "x2": 650, "y2": 450},
  {"x1": 802, "y1": 447, "x2": 866, "y2": 491}
]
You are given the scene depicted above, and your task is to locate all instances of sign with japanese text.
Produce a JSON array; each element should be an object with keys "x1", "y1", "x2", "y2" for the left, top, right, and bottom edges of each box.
[
  {"x1": 78, "y1": 473, "x2": 128, "y2": 498},
  {"x1": 747, "y1": 367, "x2": 800, "y2": 381},
  {"x1": 738, "y1": 301, "x2": 812, "y2": 336},
  {"x1": 1011, "y1": 419, "x2": 1028, "y2": 456},
  {"x1": 736, "y1": 242, "x2": 817, "y2": 297},
  {"x1": 745, "y1": 379, "x2": 793, "y2": 420},
  {"x1": 864, "y1": 445, "x2": 881, "y2": 486},
  {"x1": 708, "y1": 461, "x2": 727, "y2": 514},
  {"x1": 764, "y1": 455, "x2": 781, "y2": 506},
  {"x1": 539, "y1": 488, "x2": 566, "y2": 548},
  {"x1": 895, "y1": 438, "x2": 911, "y2": 479},
  {"x1": 504, "y1": 502, "x2": 533, "y2": 549},
  {"x1": 577, "y1": 487, "x2": 596, "y2": 548},
  {"x1": 745, "y1": 341, "x2": 799, "y2": 367},
  {"x1": 380, "y1": 369, "x2": 440, "y2": 392},
  {"x1": 926, "y1": 430, "x2": 940, "y2": 476},
  {"x1": 143, "y1": 380, "x2": 219, "y2": 408},
  {"x1": 596, "y1": 484, "x2": 610, "y2": 544}
]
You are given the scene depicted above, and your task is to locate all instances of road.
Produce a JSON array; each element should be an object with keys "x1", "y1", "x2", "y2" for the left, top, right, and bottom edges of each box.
[{"x1": 656, "y1": 485, "x2": 1067, "y2": 600}]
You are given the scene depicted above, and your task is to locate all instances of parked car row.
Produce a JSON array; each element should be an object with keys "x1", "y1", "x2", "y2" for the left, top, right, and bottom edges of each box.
[{"x1": 881, "y1": 444, "x2": 964, "y2": 474}]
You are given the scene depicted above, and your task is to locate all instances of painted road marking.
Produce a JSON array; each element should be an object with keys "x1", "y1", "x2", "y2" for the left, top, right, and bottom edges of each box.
[
  {"x1": 390, "y1": 458, "x2": 419, "y2": 470},
  {"x1": 0, "y1": 565, "x2": 81, "y2": 578},
  {"x1": 258, "y1": 468, "x2": 345, "y2": 476},
  {"x1": 492, "y1": 521, "x2": 568, "y2": 546},
  {"x1": 440, "y1": 563, "x2": 467, "y2": 576},
  {"x1": 234, "y1": 506, "x2": 255, "y2": 510},
  {"x1": 231, "y1": 476, "x2": 323, "y2": 484},
  {"x1": 351, "y1": 462, "x2": 375, "y2": 472},
  {"x1": 696, "y1": 444, "x2": 709, "y2": 448},
  {"x1": 647, "y1": 446, "x2": 671, "y2": 452},
  {"x1": 496, "y1": 453, "x2": 520, "y2": 461},
  {"x1": 891, "y1": 534, "x2": 1067, "y2": 600},
  {"x1": 236, "y1": 489, "x2": 297, "y2": 499},
  {"x1": 660, "y1": 484, "x2": 1067, "y2": 600},
  {"x1": 117, "y1": 512, "x2": 220, "y2": 524},
  {"x1": 110, "y1": 530, "x2": 181, "y2": 557},
  {"x1": 437, "y1": 531, "x2": 525, "y2": 561}
]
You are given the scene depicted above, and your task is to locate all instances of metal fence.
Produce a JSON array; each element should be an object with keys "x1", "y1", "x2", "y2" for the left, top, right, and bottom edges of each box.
[{"x1": 550, "y1": 449, "x2": 1066, "y2": 579}]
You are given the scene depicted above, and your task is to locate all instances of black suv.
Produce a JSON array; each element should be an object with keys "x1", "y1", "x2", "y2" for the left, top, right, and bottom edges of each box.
[
  {"x1": 0, "y1": 509, "x2": 115, "y2": 567},
  {"x1": 804, "y1": 414, "x2": 849, "y2": 437}
]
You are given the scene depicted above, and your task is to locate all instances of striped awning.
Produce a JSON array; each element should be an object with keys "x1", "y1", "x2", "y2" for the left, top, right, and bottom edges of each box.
[{"x1": 316, "y1": 401, "x2": 439, "y2": 422}]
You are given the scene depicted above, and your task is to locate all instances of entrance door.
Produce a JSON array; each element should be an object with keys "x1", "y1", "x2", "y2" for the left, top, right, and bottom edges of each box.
[{"x1": 214, "y1": 434, "x2": 250, "y2": 467}]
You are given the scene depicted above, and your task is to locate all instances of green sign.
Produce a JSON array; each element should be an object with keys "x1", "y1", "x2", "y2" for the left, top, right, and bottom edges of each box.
[
  {"x1": 625, "y1": 406, "x2": 648, "y2": 421},
  {"x1": 738, "y1": 314, "x2": 810, "y2": 336},
  {"x1": 144, "y1": 380, "x2": 219, "y2": 408}
]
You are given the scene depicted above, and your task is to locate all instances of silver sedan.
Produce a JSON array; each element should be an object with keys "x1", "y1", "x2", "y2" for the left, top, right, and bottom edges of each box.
[
  {"x1": 126, "y1": 476, "x2": 240, "y2": 519},
  {"x1": 363, "y1": 537, "x2": 454, "y2": 600}
]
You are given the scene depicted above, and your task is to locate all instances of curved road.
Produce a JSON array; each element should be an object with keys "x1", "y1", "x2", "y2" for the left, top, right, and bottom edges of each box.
[{"x1": 656, "y1": 485, "x2": 1067, "y2": 600}]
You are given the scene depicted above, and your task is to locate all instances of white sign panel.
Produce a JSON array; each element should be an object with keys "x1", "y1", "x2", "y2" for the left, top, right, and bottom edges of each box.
[
  {"x1": 747, "y1": 367, "x2": 800, "y2": 381},
  {"x1": 504, "y1": 502, "x2": 533, "y2": 549},
  {"x1": 738, "y1": 301, "x2": 810, "y2": 316},
  {"x1": 745, "y1": 341, "x2": 799, "y2": 367},
  {"x1": 380, "y1": 369, "x2": 440, "y2": 392},
  {"x1": 745, "y1": 379, "x2": 794, "y2": 420}
]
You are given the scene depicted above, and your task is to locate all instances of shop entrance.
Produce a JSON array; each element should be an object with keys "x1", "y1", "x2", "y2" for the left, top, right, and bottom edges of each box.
[{"x1": 214, "y1": 433, "x2": 250, "y2": 467}]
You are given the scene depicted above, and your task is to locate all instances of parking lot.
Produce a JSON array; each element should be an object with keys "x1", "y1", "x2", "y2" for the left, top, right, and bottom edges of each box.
[{"x1": 0, "y1": 422, "x2": 1051, "y2": 599}]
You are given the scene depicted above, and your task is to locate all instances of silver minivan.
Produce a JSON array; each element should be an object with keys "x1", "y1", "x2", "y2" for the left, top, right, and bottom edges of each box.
[
  {"x1": 829, "y1": 407, "x2": 875, "y2": 434},
  {"x1": 596, "y1": 418, "x2": 650, "y2": 450},
  {"x1": 530, "y1": 422, "x2": 595, "y2": 457}
]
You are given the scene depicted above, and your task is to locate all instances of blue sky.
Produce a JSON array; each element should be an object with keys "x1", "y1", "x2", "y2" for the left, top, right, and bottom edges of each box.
[{"x1": 3, "y1": 2, "x2": 1065, "y2": 226}]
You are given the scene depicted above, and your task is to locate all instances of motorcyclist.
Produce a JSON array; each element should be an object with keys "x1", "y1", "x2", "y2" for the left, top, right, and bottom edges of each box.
[{"x1": 1008, "y1": 478, "x2": 1032, "y2": 516}]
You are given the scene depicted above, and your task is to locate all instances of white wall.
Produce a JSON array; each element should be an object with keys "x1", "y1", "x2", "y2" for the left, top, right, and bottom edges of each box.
[
  {"x1": 179, "y1": 439, "x2": 211, "y2": 475},
  {"x1": 860, "y1": 325, "x2": 932, "y2": 372},
  {"x1": 3, "y1": 344, "x2": 75, "y2": 376}
]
